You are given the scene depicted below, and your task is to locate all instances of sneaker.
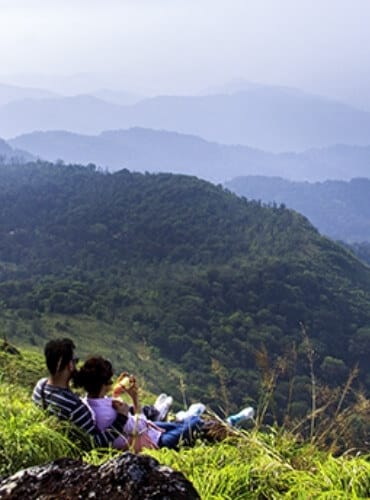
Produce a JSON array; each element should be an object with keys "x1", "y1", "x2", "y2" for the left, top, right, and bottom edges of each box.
[
  {"x1": 154, "y1": 393, "x2": 168, "y2": 409},
  {"x1": 175, "y1": 410, "x2": 188, "y2": 422},
  {"x1": 226, "y1": 406, "x2": 255, "y2": 426},
  {"x1": 175, "y1": 402, "x2": 206, "y2": 422},
  {"x1": 154, "y1": 393, "x2": 173, "y2": 421}
]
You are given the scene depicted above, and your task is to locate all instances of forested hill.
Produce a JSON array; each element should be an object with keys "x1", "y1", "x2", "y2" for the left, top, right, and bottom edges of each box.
[
  {"x1": 1, "y1": 162, "x2": 370, "y2": 416},
  {"x1": 0, "y1": 161, "x2": 324, "y2": 271},
  {"x1": 225, "y1": 175, "x2": 370, "y2": 242}
]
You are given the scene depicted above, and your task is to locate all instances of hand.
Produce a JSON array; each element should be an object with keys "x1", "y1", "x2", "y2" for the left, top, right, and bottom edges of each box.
[
  {"x1": 113, "y1": 372, "x2": 136, "y2": 397},
  {"x1": 112, "y1": 399, "x2": 130, "y2": 417},
  {"x1": 125, "y1": 377, "x2": 138, "y2": 400}
]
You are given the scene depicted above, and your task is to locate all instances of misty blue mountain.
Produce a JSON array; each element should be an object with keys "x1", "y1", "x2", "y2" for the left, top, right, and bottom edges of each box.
[
  {"x1": 0, "y1": 137, "x2": 13, "y2": 157},
  {"x1": 9, "y1": 130, "x2": 370, "y2": 183},
  {"x1": 225, "y1": 176, "x2": 370, "y2": 242},
  {"x1": 0, "y1": 83, "x2": 59, "y2": 107},
  {"x1": 92, "y1": 89, "x2": 143, "y2": 106},
  {"x1": 3, "y1": 84, "x2": 370, "y2": 152},
  {"x1": 0, "y1": 137, "x2": 33, "y2": 163},
  {"x1": 9, "y1": 129, "x2": 275, "y2": 182}
]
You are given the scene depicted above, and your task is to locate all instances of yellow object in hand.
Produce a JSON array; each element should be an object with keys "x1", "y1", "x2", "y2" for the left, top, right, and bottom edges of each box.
[{"x1": 120, "y1": 376, "x2": 132, "y2": 389}]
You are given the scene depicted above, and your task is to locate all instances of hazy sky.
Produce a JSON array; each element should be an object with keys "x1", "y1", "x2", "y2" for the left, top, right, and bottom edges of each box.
[{"x1": 1, "y1": 0, "x2": 370, "y2": 104}]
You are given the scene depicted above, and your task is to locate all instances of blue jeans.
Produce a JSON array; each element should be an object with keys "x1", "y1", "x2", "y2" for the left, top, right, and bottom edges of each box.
[{"x1": 155, "y1": 416, "x2": 203, "y2": 449}]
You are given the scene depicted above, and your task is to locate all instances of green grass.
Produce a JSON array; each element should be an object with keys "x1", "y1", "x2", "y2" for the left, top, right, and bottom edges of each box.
[
  {"x1": 146, "y1": 435, "x2": 370, "y2": 499},
  {"x1": 0, "y1": 346, "x2": 369, "y2": 500},
  {"x1": 0, "y1": 383, "x2": 81, "y2": 476},
  {"x1": 0, "y1": 349, "x2": 45, "y2": 388}
]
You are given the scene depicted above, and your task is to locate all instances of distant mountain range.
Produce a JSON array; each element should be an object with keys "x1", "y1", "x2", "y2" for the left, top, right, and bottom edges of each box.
[
  {"x1": 0, "y1": 137, "x2": 13, "y2": 157},
  {"x1": 0, "y1": 83, "x2": 58, "y2": 106},
  {"x1": 8, "y1": 129, "x2": 370, "y2": 183},
  {"x1": 0, "y1": 137, "x2": 33, "y2": 163},
  {"x1": 91, "y1": 89, "x2": 143, "y2": 106},
  {"x1": 225, "y1": 176, "x2": 370, "y2": 242},
  {"x1": 0, "y1": 82, "x2": 141, "y2": 107},
  {"x1": 9, "y1": 129, "x2": 275, "y2": 181},
  {"x1": 3, "y1": 83, "x2": 370, "y2": 151}
]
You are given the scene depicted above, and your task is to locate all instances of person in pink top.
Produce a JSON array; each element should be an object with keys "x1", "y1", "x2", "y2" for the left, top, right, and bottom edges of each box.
[{"x1": 73, "y1": 356, "x2": 204, "y2": 452}]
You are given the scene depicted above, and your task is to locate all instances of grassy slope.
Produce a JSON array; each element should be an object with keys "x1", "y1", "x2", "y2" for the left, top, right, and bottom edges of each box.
[
  {"x1": 0, "y1": 311, "x2": 188, "y2": 410},
  {"x1": 0, "y1": 346, "x2": 369, "y2": 499}
]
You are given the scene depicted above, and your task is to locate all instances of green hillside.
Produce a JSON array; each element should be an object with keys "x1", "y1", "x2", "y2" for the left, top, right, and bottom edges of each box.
[
  {"x1": 0, "y1": 345, "x2": 369, "y2": 498},
  {"x1": 0, "y1": 161, "x2": 370, "y2": 426},
  {"x1": 225, "y1": 175, "x2": 370, "y2": 242}
]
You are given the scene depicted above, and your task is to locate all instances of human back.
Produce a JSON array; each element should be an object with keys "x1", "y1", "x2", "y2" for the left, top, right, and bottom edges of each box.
[{"x1": 32, "y1": 338, "x2": 129, "y2": 448}]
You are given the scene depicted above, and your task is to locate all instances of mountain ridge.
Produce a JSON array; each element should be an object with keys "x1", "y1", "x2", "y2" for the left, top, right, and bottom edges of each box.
[
  {"x1": 0, "y1": 82, "x2": 59, "y2": 107},
  {"x1": 4, "y1": 85, "x2": 370, "y2": 151},
  {"x1": 9, "y1": 129, "x2": 370, "y2": 183},
  {"x1": 225, "y1": 175, "x2": 370, "y2": 242}
]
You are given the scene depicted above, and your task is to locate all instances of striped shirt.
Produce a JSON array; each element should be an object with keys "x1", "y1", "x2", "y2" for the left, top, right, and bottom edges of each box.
[{"x1": 32, "y1": 377, "x2": 127, "y2": 448}]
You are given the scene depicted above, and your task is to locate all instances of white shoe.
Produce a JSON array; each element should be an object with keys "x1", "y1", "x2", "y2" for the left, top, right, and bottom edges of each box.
[
  {"x1": 175, "y1": 402, "x2": 206, "y2": 422},
  {"x1": 154, "y1": 393, "x2": 168, "y2": 409},
  {"x1": 154, "y1": 393, "x2": 173, "y2": 421},
  {"x1": 226, "y1": 406, "x2": 255, "y2": 426},
  {"x1": 175, "y1": 410, "x2": 188, "y2": 422}
]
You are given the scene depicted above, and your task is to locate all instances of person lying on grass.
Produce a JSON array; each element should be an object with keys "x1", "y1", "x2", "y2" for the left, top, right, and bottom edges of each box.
[{"x1": 74, "y1": 356, "x2": 204, "y2": 451}]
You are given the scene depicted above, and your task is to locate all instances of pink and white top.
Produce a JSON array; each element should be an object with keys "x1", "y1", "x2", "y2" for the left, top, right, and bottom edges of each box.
[{"x1": 85, "y1": 396, "x2": 163, "y2": 450}]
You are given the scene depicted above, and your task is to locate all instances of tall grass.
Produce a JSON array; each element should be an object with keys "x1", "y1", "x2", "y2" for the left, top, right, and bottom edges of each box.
[
  {"x1": 0, "y1": 383, "x2": 81, "y2": 476},
  {"x1": 0, "y1": 345, "x2": 369, "y2": 500},
  {"x1": 252, "y1": 325, "x2": 370, "y2": 454},
  {"x1": 147, "y1": 431, "x2": 370, "y2": 499},
  {"x1": 0, "y1": 348, "x2": 45, "y2": 389}
]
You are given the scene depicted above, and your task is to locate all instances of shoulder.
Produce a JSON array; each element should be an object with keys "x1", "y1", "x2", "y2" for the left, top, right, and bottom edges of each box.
[
  {"x1": 32, "y1": 377, "x2": 48, "y2": 400},
  {"x1": 86, "y1": 397, "x2": 113, "y2": 408},
  {"x1": 35, "y1": 382, "x2": 82, "y2": 410},
  {"x1": 33, "y1": 377, "x2": 48, "y2": 391}
]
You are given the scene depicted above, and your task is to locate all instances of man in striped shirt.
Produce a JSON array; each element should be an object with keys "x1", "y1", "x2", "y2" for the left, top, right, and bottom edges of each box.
[{"x1": 32, "y1": 338, "x2": 129, "y2": 448}]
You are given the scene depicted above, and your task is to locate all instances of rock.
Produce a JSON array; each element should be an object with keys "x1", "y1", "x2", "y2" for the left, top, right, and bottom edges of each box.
[{"x1": 0, "y1": 453, "x2": 200, "y2": 499}]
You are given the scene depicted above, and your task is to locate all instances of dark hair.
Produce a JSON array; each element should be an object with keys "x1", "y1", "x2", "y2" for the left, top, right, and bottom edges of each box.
[
  {"x1": 73, "y1": 356, "x2": 114, "y2": 397},
  {"x1": 44, "y1": 338, "x2": 76, "y2": 375}
]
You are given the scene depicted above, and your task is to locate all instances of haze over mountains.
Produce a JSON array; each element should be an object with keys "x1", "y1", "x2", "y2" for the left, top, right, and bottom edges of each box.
[
  {"x1": 0, "y1": 136, "x2": 33, "y2": 164},
  {"x1": 3, "y1": 82, "x2": 370, "y2": 153},
  {"x1": 3, "y1": 79, "x2": 370, "y2": 193},
  {"x1": 0, "y1": 83, "x2": 58, "y2": 107},
  {"x1": 0, "y1": 82, "x2": 141, "y2": 107},
  {"x1": 9, "y1": 129, "x2": 275, "y2": 182},
  {"x1": 225, "y1": 176, "x2": 370, "y2": 243},
  {"x1": 9, "y1": 130, "x2": 370, "y2": 183}
]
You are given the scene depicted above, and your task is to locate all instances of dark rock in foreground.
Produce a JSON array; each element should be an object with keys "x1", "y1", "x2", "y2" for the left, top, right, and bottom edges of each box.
[{"x1": 0, "y1": 453, "x2": 200, "y2": 499}]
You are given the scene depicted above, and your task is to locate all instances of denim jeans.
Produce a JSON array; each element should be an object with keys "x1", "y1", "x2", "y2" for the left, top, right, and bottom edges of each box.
[{"x1": 155, "y1": 416, "x2": 203, "y2": 449}]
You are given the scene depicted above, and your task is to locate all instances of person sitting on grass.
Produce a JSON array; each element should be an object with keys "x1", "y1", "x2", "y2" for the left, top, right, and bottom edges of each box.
[
  {"x1": 32, "y1": 338, "x2": 130, "y2": 448},
  {"x1": 74, "y1": 356, "x2": 204, "y2": 451}
]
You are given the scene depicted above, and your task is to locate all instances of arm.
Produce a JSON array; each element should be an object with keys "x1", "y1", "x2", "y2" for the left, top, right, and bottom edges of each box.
[
  {"x1": 126, "y1": 376, "x2": 141, "y2": 414},
  {"x1": 113, "y1": 372, "x2": 141, "y2": 414}
]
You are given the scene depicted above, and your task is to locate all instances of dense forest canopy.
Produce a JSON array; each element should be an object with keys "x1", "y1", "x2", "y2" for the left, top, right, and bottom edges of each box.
[{"x1": 0, "y1": 161, "x2": 369, "y2": 421}]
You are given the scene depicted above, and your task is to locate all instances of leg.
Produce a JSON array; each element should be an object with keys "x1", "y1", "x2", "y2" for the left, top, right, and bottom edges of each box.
[
  {"x1": 142, "y1": 404, "x2": 160, "y2": 421},
  {"x1": 156, "y1": 416, "x2": 204, "y2": 449}
]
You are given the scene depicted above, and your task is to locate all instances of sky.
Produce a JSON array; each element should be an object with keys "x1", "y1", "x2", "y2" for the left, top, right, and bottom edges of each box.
[{"x1": 1, "y1": 0, "x2": 370, "y2": 106}]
